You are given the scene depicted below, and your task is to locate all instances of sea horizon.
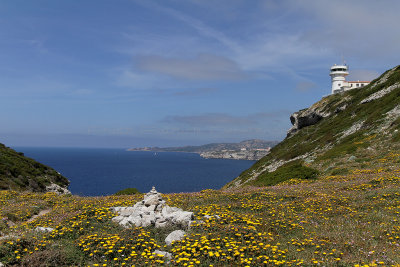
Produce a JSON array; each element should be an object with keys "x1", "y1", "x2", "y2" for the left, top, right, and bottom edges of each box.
[{"x1": 14, "y1": 146, "x2": 255, "y2": 196}]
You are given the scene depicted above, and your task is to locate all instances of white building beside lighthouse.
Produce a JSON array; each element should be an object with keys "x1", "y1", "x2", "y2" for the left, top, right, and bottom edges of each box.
[{"x1": 330, "y1": 64, "x2": 370, "y2": 94}]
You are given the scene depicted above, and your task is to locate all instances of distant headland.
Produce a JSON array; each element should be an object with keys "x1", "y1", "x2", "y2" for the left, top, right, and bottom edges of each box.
[{"x1": 127, "y1": 139, "x2": 279, "y2": 160}]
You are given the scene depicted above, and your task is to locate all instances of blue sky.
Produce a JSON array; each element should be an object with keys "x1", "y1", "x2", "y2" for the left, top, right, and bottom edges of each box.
[{"x1": 1, "y1": 0, "x2": 400, "y2": 148}]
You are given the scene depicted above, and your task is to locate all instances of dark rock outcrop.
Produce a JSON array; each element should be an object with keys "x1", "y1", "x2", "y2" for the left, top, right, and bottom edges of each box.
[{"x1": 287, "y1": 109, "x2": 326, "y2": 137}]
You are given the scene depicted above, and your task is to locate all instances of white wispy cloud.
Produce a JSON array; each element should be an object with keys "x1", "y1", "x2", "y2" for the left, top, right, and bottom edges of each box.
[
  {"x1": 137, "y1": 0, "x2": 243, "y2": 54},
  {"x1": 136, "y1": 53, "x2": 246, "y2": 81},
  {"x1": 162, "y1": 111, "x2": 290, "y2": 127},
  {"x1": 114, "y1": 69, "x2": 163, "y2": 89},
  {"x1": 347, "y1": 69, "x2": 380, "y2": 82},
  {"x1": 295, "y1": 81, "x2": 317, "y2": 93},
  {"x1": 294, "y1": 0, "x2": 400, "y2": 63},
  {"x1": 173, "y1": 87, "x2": 218, "y2": 96},
  {"x1": 162, "y1": 113, "x2": 254, "y2": 126}
]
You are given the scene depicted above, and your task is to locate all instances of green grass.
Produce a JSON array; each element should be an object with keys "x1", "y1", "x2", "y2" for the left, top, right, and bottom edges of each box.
[{"x1": 251, "y1": 161, "x2": 319, "y2": 186}]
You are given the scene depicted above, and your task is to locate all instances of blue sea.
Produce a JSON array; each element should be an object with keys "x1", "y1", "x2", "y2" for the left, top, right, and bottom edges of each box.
[{"x1": 14, "y1": 147, "x2": 255, "y2": 196}]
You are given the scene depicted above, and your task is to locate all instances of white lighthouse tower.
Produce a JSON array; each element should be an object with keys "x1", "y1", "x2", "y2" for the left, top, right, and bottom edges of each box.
[{"x1": 330, "y1": 64, "x2": 349, "y2": 94}]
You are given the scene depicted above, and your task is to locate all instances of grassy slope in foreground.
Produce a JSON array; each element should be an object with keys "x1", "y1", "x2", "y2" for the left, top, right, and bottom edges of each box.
[
  {"x1": 225, "y1": 65, "x2": 400, "y2": 188},
  {"x1": 0, "y1": 143, "x2": 69, "y2": 192},
  {"x1": 0, "y1": 152, "x2": 400, "y2": 265}
]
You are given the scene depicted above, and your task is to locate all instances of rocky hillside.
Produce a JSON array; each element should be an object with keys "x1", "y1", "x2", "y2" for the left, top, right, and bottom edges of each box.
[
  {"x1": 0, "y1": 143, "x2": 70, "y2": 193},
  {"x1": 225, "y1": 65, "x2": 400, "y2": 188},
  {"x1": 128, "y1": 139, "x2": 278, "y2": 160}
]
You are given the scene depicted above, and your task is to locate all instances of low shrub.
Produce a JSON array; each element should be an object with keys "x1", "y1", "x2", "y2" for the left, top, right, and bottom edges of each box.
[{"x1": 114, "y1": 187, "x2": 141, "y2": 195}]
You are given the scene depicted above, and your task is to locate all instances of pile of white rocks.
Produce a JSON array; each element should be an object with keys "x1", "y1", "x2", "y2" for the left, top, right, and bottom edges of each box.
[{"x1": 111, "y1": 187, "x2": 194, "y2": 229}]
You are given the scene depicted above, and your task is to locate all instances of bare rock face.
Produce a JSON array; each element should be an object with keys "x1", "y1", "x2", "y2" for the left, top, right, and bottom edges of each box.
[
  {"x1": 287, "y1": 108, "x2": 326, "y2": 137},
  {"x1": 111, "y1": 187, "x2": 194, "y2": 229},
  {"x1": 360, "y1": 82, "x2": 400, "y2": 104}
]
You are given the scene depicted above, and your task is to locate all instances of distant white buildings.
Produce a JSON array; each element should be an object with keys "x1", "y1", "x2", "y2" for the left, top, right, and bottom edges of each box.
[{"x1": 330, "y1": 64, "x2": 370, "y2": 94}]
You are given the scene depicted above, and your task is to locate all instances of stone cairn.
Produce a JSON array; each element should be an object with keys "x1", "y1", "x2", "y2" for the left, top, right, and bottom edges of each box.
[{"x1": 111, "y1": 186, "x2": 194, "y2": 229}]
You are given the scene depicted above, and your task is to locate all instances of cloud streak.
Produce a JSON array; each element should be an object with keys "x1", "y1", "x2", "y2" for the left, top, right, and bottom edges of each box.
[
  {"x1": 162, "y1": 111, "x2": 290, "y2": 127},
  {"x1": 162, "y1": 113, "x2": 253, "y2": 126},
  {"x1": 347, "y1": 69, "x2": 380, "y2": 82},
  {"x1": 295, "y1": 0, "x2": 400, "y2": 62},
  {"x1": 136, "y1": 54, "x2": 246, "y2": 81},
  {"x1": 138, "y1": 0, "x2": 242, "y2": 54},
  {"x1": 295, "y1": 81, "x2": 317, "y2": 92},
  {"x1": 173, "y1": 87, "x2": 219, "y2": 96}
]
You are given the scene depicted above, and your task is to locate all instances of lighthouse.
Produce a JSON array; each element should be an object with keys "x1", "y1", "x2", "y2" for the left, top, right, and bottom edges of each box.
[
  {"x1": 330, "y1": 64, "x2": 370, "y2": 94},
  {"x1": 330, "y1": 64, "x2": 349, "y2": 94}
]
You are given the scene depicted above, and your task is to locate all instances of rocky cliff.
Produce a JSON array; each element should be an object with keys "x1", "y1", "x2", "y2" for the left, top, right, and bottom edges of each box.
[
  {"x1": 225, "y1": 65, "x2": 400, "y2": 188},
  {"x1": 0, "y1": 143, "x2": 70, "y2": 193}
]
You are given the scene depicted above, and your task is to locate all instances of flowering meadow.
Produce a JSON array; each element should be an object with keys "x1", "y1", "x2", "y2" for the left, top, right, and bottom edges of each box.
[{"x1": 1, "y1": 155, "x2": 400, "y2": 266}]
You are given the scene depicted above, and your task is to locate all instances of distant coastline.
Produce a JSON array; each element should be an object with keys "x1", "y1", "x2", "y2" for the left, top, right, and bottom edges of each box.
[
  {"x1": 17, "y1": 147, "x2": 255, "y2": 196},
  {"x1": 127, "y1": 139, "x2": 279, "y2": 160}
]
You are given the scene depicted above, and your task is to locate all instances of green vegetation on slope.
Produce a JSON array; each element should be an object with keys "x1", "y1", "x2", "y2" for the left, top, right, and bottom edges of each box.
[
  {"x1": 1, "y1": 152, "x2": 400, "y2": 266},
  {"x1": 0, "y1": 143, "x2": 69, "y2": 192},
  {"x1": 226, "y1": 65, "x2": 400, "y2": 188},
  {"x1": 251, "y1": 161, "x2": 319, "y2": 186}
]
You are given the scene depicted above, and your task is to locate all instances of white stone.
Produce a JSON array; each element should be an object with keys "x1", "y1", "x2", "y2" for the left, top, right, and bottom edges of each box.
[
  {"x1": 0, "y1": 261, "x2": 4, "y2": 267},
  {"x1": 155, "y1": 220, "x2": 168, "y2": 228},
  {"x1": 35, "y1": 227, "x2": 54, "y2": 233},
  {"x1": 45, "y1": 183, "x2": 70, "y2": 195},
  {"x1": 110, "y1": 207, "x2": 120, "y2": 212},
  {"x1": 174, "y1": 211, "x2": 194, "y2": 227},
  {"x1": 204, "y1": 215, "x2": 221, "y2": 220},
  {"x1": 111, "y1": 215, "x2": 124, "y2": 223},
  {"x1": 165, "y1": 230, "x2": 186, "y2": 246},
  {"x1": 119, "y1": 207, "x2": 136, "y2": 216},
  {"x1": 127, "y1": 215, "x2": 142, "y2": 227},
  {"x1": 119, "y1": 218, "x2": 132, "y2": 227}
]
